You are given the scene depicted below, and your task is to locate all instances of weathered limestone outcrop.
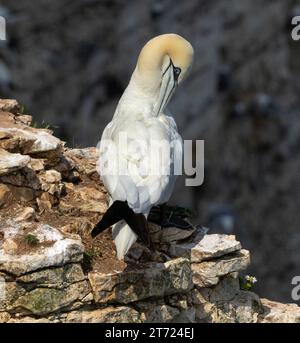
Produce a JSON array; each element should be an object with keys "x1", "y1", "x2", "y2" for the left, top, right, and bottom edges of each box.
[
  {"x1": 0, "y1": 224, "x2": 84, "y2": 275},
  {"x1": 88, "y1": 257, "x2": 193, "y2": 305},
  {"x1": 0, "y1": 99, "x2": 299, "y2": 323},
  {"x1": 259, "y1": 299, "x2": 300, "y2": 323}
]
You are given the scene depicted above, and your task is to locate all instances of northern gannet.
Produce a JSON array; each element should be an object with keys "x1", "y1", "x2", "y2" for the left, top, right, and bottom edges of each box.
[{"x1": 91, "y1": 34, "x2": 194, "y2": 259}]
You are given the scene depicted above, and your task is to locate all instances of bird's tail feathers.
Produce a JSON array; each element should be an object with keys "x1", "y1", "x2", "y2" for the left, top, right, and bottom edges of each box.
[{"x1": 112, "y1": 221, "x2": 137, "y2": 260}]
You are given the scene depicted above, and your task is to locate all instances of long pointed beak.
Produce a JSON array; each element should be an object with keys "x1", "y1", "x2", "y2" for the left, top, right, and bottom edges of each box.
[{"x1": 153, "y1": 64, "x2": 177, "y2": 116}]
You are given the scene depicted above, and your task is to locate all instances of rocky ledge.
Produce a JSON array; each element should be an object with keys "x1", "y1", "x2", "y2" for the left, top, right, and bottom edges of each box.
[{"x1": 0, "y1": 99, "x2": 299, "y2": 323}]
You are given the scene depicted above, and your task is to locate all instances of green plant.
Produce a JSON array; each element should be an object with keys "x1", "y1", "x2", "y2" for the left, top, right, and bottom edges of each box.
[
  {"x1": 82, "y1": 248, "x2": 102, "y2": 273},
  {"x1": 239, "y1": 275, "x2": 257, "y2": 291},
  {"x1": 24, "y1": 234, "x2": 40, "y2": 246},
  {"x1": 84, "y1": 249, "x2": 97, "y2": 262}
]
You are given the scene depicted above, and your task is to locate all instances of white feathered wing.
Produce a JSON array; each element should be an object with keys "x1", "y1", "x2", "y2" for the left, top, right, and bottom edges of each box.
[{"x1": 98, "y1": 113, "x2": 183, "y2": 259}]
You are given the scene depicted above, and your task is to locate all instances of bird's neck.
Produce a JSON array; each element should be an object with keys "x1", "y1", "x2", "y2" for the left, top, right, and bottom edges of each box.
[{"x1": 114, "y1": 68, "x2": 161, "y2": 119}]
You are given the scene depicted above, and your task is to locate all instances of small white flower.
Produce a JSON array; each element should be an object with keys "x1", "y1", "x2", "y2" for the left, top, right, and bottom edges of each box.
[{"x1": 245, "y1": 275, "x2": 257, "y2": 284}]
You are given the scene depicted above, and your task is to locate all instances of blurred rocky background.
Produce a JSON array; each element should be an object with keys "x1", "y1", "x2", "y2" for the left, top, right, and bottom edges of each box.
[{"x1": 0, "y1": 0, "x2": 300, "y2": 303}]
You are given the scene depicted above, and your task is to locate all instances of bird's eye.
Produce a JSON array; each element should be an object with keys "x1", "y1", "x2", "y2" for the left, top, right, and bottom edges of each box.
[{"x1": 174, "y1": 67, "x2": 181, "y2": 76}]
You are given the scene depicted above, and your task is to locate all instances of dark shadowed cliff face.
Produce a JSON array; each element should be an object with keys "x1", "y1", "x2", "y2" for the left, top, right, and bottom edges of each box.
[{"x1": 1, "y1": 0, "x2": 300, "y2": 303}]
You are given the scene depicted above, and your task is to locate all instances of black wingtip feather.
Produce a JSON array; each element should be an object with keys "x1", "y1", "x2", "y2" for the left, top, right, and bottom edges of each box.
[{"x1": 91, "y1": 200, "x2": 154, "y2": 250}]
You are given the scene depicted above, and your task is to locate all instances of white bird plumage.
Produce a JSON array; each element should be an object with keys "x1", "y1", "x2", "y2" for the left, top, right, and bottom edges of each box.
[{"x1": 96, "y1": 34, "x2": 194, "y2": 259}]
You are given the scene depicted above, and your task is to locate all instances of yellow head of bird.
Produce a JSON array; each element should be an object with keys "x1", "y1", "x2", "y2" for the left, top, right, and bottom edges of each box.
[
  {"x1": 135, "y1": 33, "x2": 194, "y2": 115},
  {"x1": 137, "y1": 33, "x2": 194, "y2": 85}
]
